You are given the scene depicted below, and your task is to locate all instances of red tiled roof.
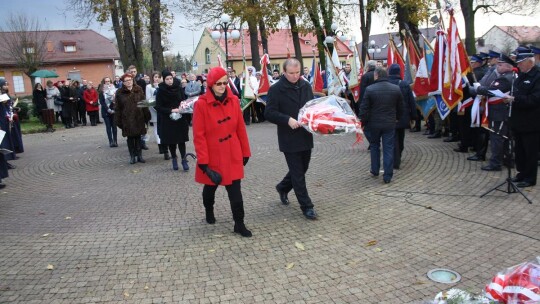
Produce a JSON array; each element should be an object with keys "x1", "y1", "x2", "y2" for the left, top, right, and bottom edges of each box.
[
  {"x1": 497, "y1": 26, "x2": 540, "y2": 43},
  {"x1": 211, "y1": 28, "x2": 353, "y2": 60},
  {"x1": 0, "y1": 29, "x2": 119, "y2": 66}
]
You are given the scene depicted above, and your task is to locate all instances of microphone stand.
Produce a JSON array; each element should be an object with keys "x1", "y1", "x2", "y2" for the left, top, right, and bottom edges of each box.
[{"x1": 480, "y1": 69, "x2": 533, "y2": 204}]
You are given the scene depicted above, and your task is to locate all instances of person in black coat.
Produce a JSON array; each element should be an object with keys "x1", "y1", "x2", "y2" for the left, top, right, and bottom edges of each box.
[
  {"x1": 358, "y1": 60, "x2": 377, "y2": 114},
  {"x1": 359, "y1": 67, "x2": 403, "y2": 183},
  {"x1": 506, "y1": 51, "x2": 540, "y2": 187},
  {"x1": 155, "y1": 70, "x2": 190, "y2": 171},
  {"x1": 387, "y1": 64, "x2": 418, "y2": 170},
  {"x1": 265, "y1": 58, "x2": 317, "y2": 220}
]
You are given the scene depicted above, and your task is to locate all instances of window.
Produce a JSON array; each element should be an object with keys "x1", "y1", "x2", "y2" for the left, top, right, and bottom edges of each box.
[
  {"x1": 46, "y1": 41, "x2": 54, "y2": 52},
  {"x1": 34, "y1": 77, "x2": 42, "y2": 85},
  {"x1": 12, "y1": 72, "x2": 25, "y2": 93},
  {"x1": 64, "y1": 45, "x2": 76, "y2": 52},
  {"x1": 24, "y1": 47, "x2": 35, "y2": 54},
  {"x1": 271, "y1": 64, "x2": 279, "y2": 71},
  {"x1": 205, "y1": 48, "x2": 211, "y2": 64}
]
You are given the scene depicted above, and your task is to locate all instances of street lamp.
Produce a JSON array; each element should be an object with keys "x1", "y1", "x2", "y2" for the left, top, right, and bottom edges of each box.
[
  {"x1": 368, "y1": 40, "x2": 381, "y2": 59},
  {"x1": 211, "y1": 13, "x2": 240, "y2": 68},
  {"x1": 324, "y1": 23, "x2": 347, "y2": 45}
]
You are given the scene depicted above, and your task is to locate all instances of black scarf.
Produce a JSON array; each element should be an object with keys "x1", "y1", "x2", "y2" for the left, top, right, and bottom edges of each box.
[
  {"x1": 158, "y1": 78, "x2": 182, "y2": 100},
  {"x1": 211, "y1": 88, "x2": 228, "y2": 103}
]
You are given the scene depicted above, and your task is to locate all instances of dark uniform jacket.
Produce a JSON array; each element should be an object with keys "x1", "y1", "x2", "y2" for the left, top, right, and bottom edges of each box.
[
  {"x1": 265, "y1": 75, "x2": 314, "y2": 153},
  {"x1": 388, "y1": 76, "x2": 418, "y2": 129},
  {"x1": 476, "y1": 72, "x2": 513, "y2": 122},
  {"x1": 511, "y1": 65, "x2": 540, "y2": 133},
  {"x1": 359, "y1": 78, "x2": 403, "y2": 130}
]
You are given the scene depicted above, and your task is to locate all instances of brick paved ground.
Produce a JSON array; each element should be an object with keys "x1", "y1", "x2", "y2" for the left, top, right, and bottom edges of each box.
[{"x1": 1, "y1": 123, "x2": 539, "y2": 303}]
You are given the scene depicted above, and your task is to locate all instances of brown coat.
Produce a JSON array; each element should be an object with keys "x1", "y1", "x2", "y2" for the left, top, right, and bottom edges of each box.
[{"x1": 114, "y1": 85, "x2": 150, "y2": 137}]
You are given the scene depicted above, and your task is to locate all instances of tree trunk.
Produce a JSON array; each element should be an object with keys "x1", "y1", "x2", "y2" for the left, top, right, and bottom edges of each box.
[
  {"x1": 460, "y1": 0, "x2": 476, "y2": 54},
  {"x1": 108, "y1": 0, "x2": 129, "y2": 68},
  {"x1": 132, "y1": 0, "x2": 144, "y2": 71},
  {"x1": 247, "y1": 18, "x2": 261, "y2": 71},
  {"x1": 305, "y1": 0, "x2": 326, "y2": 70},
  {"x1": 318, "y1": 0, "x2": 333, "y2": 55},
  {"x1": 359, "y1": 0, "x2": 372, "y2": 63},
  {"x1": 259, "y1": 19, "x2": 268, "y2": 54},
  {"x1": 149, "y1": 0, "x2": 164, "y2": 71},
  {"x1": 119, "y1": 0, "x2": 137, "y2": 67},
  {"x1": 285, "y1": 0, "x2": 303, "y2": 68}
]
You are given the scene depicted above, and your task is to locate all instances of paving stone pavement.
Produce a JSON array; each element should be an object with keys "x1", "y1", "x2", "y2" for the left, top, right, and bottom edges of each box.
[{"x1": 1, "y1": 123, "x2": 539, "y2": 304}]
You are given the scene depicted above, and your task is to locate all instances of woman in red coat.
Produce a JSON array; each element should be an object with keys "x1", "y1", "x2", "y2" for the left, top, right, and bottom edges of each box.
[
  {"x1": 83, "y1": 82, "x2": 100, "y2": 126},
  {"x1": 193, "y1": 67, "x2": 252, "y2": 237}
]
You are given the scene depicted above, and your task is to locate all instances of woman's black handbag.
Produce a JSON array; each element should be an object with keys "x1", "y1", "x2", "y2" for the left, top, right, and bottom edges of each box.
[{"x1": 54, "y1": 96, "x2": 63, "y2": 106}]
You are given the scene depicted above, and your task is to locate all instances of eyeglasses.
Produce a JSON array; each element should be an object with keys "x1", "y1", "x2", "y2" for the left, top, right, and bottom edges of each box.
[
  {"x1": 104, "y1": 80, "x2": 111, "y2": 83},
  {"x1": 214, "y1": 81, "x2": 228, "y2": 87}
]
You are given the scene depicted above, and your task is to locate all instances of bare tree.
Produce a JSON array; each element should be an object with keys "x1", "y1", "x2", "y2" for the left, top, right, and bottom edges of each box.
[{"x1": 0, "y1": 13, "x2": 49, "y2": 86}]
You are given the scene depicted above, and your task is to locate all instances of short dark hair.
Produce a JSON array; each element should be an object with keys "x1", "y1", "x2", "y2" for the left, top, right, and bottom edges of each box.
[
  {"x1": 273, "y1": 69, "x2": 279, "y2": 73},
  {"x1": 374, "y1": 67, "x2": 387, "y2": 78}
]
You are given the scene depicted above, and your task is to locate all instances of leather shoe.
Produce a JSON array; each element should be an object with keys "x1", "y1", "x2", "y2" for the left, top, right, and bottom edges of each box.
[
  {"x1": 6, "y1": 162, "x2": 15, "y2": 169},
  {"x1": 454, "y1": 147, "x2": 469, "y2": 153},
  {"x1": 444, "y1": 137, "x2": 459, "y2": 142},
  {"x1": 516, "y1": 181, "x2": 535, "y2": 188},
  {"x1": 276, "y1": 186, "x2": 289, "y2": 205},
  {"x1": 467, "y1": 155, "x2": 485, "y2": 161},
  {"x1": 427, "y1": 132, "x2": 442, "y2": 139},
  {"x1": 481, "y1": 165, "x2": 501, "y2": 171},
  {"x1": 302, "y1": 208, "x2": 317, "y2": 220},
  {"x1": 511, "y1": 176, "x2": 523, "y2": 183}
]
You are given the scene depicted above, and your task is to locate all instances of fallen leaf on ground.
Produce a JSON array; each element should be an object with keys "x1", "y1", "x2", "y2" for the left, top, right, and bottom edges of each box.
[
  {"x1": 208, "y1": 249, "x2": 216, "y2": 253},
  {"x1": 47, "y1": 264, "x2": 54, "y2": 270},
  {"x1": 295, "y1": 242, "x2": 305, "y2": 251},
  {"x1": 374, "y1": 247, "x2": 383, "y2": 252},
  {"x1": 42, "y1": 234, "x2": 49, "y2": 237},
  {"x1": 286, "y1": 263, "x2": 295, "y2": 269},
  {"x1": 425, "y1": 206, "x2": 432, "y2": 209},
  {"x1": 213, "y1": 234, "x2": 224, "y2": 238},
  {"x1": 144, "y1": 285, "x2": 149, "y2": 290},
  {"x1": 131, "y1": 169, "x2": 140, "y2": 174},
  {"x1": 50, "y1": 172, "x2": 55, "y2": 175},
  {"x1": 366, "y1": 240, "x2": 377, "y2": 246},
  {"x1": 413, "y1": 281, "x2": 427, "y2": 285},
  {"x1": 123, "y1": 291, "x2": 129, "y2": 298},
  {"x1": 65, "y1": 216, "x2": 71, "y2": 220}
]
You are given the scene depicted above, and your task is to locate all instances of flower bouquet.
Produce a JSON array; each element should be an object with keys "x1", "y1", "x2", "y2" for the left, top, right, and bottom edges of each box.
[
  {"x1": 298, "y1": 95, "x2": 363, "y2": 139},
  {"x1": 137, "y1": 98, "x2": 156, "y2": 108},
  {"x1": 484, "y1": 256, "x2": 540, "y2": 303},
  {"x1": 179, "y1": 96, "x2": 199, "y2": 114}
]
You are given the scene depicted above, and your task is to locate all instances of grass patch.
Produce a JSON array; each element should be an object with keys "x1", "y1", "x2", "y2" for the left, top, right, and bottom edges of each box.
[{"x1": 20, "y1": 116, "x2": 63, "y2": 134}]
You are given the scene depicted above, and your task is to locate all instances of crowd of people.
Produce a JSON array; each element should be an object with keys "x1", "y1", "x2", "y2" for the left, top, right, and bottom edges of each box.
[{"x1": 1, "y1": 43, "x2": 539, "y2": 237}]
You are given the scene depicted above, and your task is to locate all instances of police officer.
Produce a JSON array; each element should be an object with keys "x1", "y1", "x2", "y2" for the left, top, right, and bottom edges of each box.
[{"x1": 506, "y1": 48, "x2": 540, "y2": 187}]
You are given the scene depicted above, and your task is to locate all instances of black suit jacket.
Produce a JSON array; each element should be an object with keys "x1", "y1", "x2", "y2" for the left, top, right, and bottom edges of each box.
[{"x1": 265, "y1": 75, "x2": 314, "y2": 153}]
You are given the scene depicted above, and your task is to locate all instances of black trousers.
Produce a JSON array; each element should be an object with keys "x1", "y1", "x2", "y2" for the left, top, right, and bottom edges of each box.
[
  {"x1": 394, "y1": 128, "x2": 406, "y2": 169},
  {"x1": 458, "y1": 108, "x2": 473, "y2": 149},
  {"x1": 472, "y1": 127, "x2": 489, "y2": 157},
  {"x1": 167, "y1": 143, "x2": 186, "y2": 159},
  {"x1": 277, "y1": 150, "x2": 313, "y2": 210},
  {"x1": 514, "y1": 131, "x2": 539, "y2": 184},
  {"x1": 488, "y1": 121, "x2": 507, "y2": 168},
  {"x1": 202, "y1": 180, "x2": 245, "y2": 222}
]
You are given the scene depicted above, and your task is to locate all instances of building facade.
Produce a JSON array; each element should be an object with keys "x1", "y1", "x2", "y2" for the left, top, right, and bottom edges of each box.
[{"x1": 0, "y1": 29, "x2": 120, "y2": 96}]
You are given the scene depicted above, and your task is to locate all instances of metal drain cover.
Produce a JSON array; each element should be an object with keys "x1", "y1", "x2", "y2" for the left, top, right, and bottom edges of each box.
[{"x1": 427, "y1": 268, "x2": 461, "y2": 284}]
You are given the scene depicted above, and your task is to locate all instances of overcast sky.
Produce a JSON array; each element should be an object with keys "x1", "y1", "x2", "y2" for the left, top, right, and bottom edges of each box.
[{"x1": 1, "y1": 1, "x2": 538, "y2": 56}]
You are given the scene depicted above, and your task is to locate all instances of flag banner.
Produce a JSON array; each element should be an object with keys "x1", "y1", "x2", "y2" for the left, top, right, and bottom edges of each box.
[
  {"x1": 428, "y1": 29, "x2": 445, "y2": 94},
  {"x1": 325, "y1": 49, "x2": 342, "y2": 96},
  {"x1": 416, "y1": 96, "x2": 436, "y2": 118},
  {"x1": 442, "y1": 15, "x2": 467, "y2": 109},
  {"x1": 349, "y1": 47, "x2": 360, "y2": 88},
  {"x1": 258, "y1": 54, "x2": 271, "y2": 96},
  {"x1": 242, "y1": 65, "x2": 256, "y2": 100},
  {"x1": 413, "y1": 36, "x2": 434, "y2": 97},
  {"x1": 312, "y1": 59, "x2": 325, "y2": 96},
  {"x1": 241, "y1": 98, "x2": 254, "y2": 111},
  {"x1": 435, "y1": 94, "x2": 451, "y2": 119},
  {"x1": 387, "y1": 39, "x2": 405, "y2": 79}
]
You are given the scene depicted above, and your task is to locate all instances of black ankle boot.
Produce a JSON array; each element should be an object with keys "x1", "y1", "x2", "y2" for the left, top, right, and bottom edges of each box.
[
  {"x1": 164, "y1": 152, "x2": 170, "y2": 160},
  {"x1": 137, "y1": 151, "x2": 145, "y2": 163},
  {"x1": 234, "y1": 222, "x2": 252, "y2": 237},
  {"x1": 205, "y1": 208, "x2": 216, "y2": 224}
]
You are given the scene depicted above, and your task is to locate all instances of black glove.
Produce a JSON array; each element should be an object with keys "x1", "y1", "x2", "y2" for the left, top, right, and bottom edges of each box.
[
  {"x1": 243, "y1": 157, "x2": 249, "y2": 166},
  {"x1": 199, "y1": 164, "x2": 222, "y2": 185}
]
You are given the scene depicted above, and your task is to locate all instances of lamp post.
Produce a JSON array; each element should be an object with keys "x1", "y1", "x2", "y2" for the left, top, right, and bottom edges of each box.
[
  {"x1": 324, "y1": 23, "x2": 347, "y2": 45},
  {"x1": 368, "y1": 40, "x2": 381, "y2": 60},
  {"x1": 211, "y1": 14, "x2": 240, "y2": 69}
]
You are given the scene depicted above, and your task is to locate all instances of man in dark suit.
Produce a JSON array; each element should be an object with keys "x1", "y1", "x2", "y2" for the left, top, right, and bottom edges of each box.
[{"x1": 265, "y1": 58, "x2": 317, "y2": 220}]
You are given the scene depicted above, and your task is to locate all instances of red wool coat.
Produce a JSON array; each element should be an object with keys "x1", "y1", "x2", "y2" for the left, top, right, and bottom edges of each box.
[
  {"x1": 83, "y1": 88, "x2": 99, "y2": 112},
  {"x1": 193, "y1": 87, "x2": 251, "y2": 186}
]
